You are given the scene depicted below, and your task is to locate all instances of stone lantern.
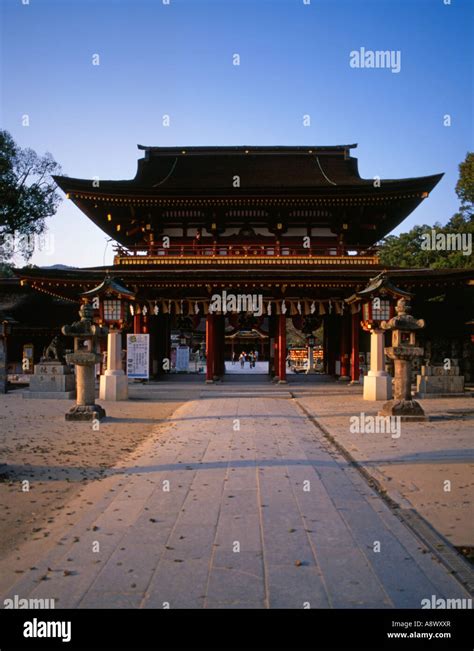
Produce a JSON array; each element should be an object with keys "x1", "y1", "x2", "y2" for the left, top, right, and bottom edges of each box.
[
  {"x1": 62, "y1": 301, "x2": 108, "y2": 421},
  {"x1": 379, "y1": 297, "x2": 427, "y2": 421},
  {"x1": 81, "y1": 277, "x2": 135, "y2": 402},
  {"x1": 346, "y1": 273, "x2": 412, "y2": 401}
]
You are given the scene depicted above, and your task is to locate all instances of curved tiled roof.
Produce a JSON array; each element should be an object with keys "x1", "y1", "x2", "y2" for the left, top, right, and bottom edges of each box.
[{"x1": 52, "y1": 144, "x2": 443, "y2": 248}]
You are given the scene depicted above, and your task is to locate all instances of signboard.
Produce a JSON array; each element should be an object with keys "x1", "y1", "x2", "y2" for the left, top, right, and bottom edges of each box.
[
  {"x1": 126, "y1": 334, "x2": 150, "y2": 379},
  {"x1": 175, "y1": 345, "x2": 190, "y2": 372}
]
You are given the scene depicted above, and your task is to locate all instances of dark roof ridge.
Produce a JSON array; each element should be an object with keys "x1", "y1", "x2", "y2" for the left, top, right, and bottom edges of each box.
[{"x1": 137, "y1": 144, "x2": 358, "y2": 155}]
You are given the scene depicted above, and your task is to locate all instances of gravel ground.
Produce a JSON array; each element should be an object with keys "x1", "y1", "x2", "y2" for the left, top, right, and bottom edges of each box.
[
  {"x1": 0, "y1": 387, "x2": 183, "y2": 558},
  {"x1": 293, "y1": 388, "x2": 474, "y2": 547}
]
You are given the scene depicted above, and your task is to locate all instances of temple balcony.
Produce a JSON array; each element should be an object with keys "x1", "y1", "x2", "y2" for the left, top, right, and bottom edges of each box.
[{"x1": 113, "y1": 243, "x2": 380, "y2": 267}]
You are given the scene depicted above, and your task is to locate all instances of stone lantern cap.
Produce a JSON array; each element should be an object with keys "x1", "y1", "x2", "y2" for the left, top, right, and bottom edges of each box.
[
  {"x1": 62, "y1": 302, "x2": 108, "y2": 340},
  {"x1": 380, "y1": 297, "x2": 425, "y2": 332},
  {"x1": 381, "y1": 297, "x2": 425, "y2": 359}
]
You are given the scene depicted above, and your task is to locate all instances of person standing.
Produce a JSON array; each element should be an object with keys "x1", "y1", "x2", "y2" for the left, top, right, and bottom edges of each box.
[{"x1": 192, "y1": 227, "x2": 202, "y2": 254}]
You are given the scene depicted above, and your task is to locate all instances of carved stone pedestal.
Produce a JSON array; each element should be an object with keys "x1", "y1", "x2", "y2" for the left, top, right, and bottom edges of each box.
[
  {"x1": 416, "y1": 363, "x2": 465, "y2": 398},
  {"x1": 65, "y1": 404, "x2": 106, "y2": 422},
  {"x1": 379, "y1": 399, "x2": 427, "y2": 422},
  {"x1": 26, "y1": 361, "x2": 76, "y2": 399}
]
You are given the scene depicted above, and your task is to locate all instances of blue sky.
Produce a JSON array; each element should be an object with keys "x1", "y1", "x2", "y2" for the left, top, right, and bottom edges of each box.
[{"x1": 1, "y1": 0, "x2": 472, "y2": 266}]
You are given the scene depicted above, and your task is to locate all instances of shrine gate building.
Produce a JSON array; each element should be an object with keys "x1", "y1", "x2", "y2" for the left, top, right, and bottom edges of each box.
[{"x1": 10, "y1": 144, "x2": 473, "y2": 383}]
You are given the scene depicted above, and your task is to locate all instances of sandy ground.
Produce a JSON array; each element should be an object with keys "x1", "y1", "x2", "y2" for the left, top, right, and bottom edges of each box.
[
  {"x1": 1, "y1": 380, "x2": 472, "y2": 567},
  {"x1": 1, "y1": 392, "x2": 470, "y2": 609},
  {"x1": 0, "y1": 386, "x2": 185, "y2": 559},
  {"x1": 294, "y1": 388, "x2": 474, "y2": 548}
]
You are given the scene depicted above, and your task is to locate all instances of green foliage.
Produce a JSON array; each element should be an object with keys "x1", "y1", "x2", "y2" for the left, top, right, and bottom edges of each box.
[
  {"x1": 378, "y1": 215, "x2": 473, "y2": 269},
  {"x1": 379, "y1": 225, "x2": 436, "y2": 268},
  {"x1": 378, "y1": 152, "x2": 473, "y2": 270},
  {"x1": 0, "y1": 131, "x2": 62, "y2": 261},
  {"x1": 456, "y1": 152, "x2": 474, "y2": 215},
  {"x1": 0, "y1": 262, "x2": 15, "y2": 278}
]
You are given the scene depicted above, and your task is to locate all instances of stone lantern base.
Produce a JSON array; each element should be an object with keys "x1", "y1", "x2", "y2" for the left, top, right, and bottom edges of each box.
[
  {"x1": 99, "y1": 372, "x2": 128, "y2": 401},
  {"x1": 363, "y1": 373, "x2": 392, "y2": 401},
  {"x1": 378, "y1": 399, "x2": 428, "y2": 422},
  {"x1": 65, "y1": 404, "x2": 106, "y2": 422}
]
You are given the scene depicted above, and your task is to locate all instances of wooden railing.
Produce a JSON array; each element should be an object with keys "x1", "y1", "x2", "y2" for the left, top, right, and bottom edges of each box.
[{"x1": 113, "y1": 243, "x2": 378, "y2": 259}]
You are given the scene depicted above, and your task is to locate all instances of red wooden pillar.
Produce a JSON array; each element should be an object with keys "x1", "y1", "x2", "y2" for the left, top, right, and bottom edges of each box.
[
  {"x1": 277, "y1": 313, "x2": 287, "y2": 383},
  {"x1": 273, "y1": 315, "x2": 279, "y2": 378},
  {"x1": 206, "y1": 313, "x2": 215, "y2": 382},
  {"x1": 325, "y1": 314, "x2": 336, "y2": 375},
  {"x1": 323, "y1": 316, "x2": 328, "y2": 373},
  {"x1": 133, "y1": 314, "x2": 143, "y2": 334},
  {"x1": 339, "y1": 311, "x2": 350, "y2": 380},
  {"x1": 212, "y1": 316, "x2": 219, "y2": 379},
  {"x1": 220, "y1": 317, "x2": 226, "y2": 375},
  {"x1": 350, "y1": 310, "x2": 360, "y2": 383}
]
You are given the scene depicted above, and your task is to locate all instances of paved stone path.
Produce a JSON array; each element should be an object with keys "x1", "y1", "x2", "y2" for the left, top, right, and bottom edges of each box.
[
  {"x1": 0, "y1": 396, "x2": 470, "y2": 608},
  {"x1": 295, "y1": 390, "x2": 474, "y2": 547},
  {"x1": 224, "y1": 361, "x2": 269, "y2": 374}
]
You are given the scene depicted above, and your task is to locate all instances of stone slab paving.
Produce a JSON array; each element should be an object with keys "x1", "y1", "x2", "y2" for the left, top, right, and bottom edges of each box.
[
  {"x1": 294, "y1": 389, "x2": 474, "y2": 547},
  {"x1": 0, "y1": 395, "x2": 471, "y2": 609}
]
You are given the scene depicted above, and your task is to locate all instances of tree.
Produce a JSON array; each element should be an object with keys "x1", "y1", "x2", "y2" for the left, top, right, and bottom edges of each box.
[
  {"x1": 378, "y1": 152, "x2": 473, "y2": 269},
  {"x1": 456, "y1": 152, "x2": 474, "y2": 216},
  {"x1": 0, "y1": 131, "x2": 62, "y2": 261}
]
